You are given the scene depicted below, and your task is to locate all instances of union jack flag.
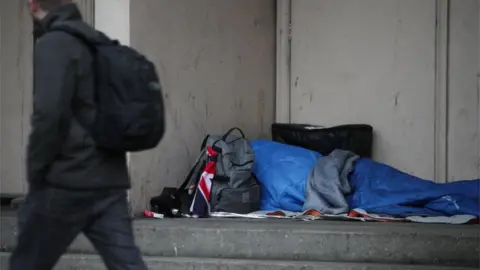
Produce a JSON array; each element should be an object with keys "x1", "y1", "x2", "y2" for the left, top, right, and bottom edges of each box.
[{"x1": 190, "y1": 146, "x2": 218, "y2": 217}]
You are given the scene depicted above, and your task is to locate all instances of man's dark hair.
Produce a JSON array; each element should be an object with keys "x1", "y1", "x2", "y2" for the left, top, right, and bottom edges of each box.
[{"x1": 35, "y1": 0, "x2": 71, "y2": 11}]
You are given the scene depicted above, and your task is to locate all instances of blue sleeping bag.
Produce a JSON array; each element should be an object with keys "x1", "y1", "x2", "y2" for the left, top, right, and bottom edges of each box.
[
  {"x1": 252, "y1": 140, "x2": 480, "y2": 217},
  {"x1": 349, "y1": 158, "x2": 480, "y2": 217},
  {"x1": 251, "y1": 140, "x2": 320, "y2": 211}
]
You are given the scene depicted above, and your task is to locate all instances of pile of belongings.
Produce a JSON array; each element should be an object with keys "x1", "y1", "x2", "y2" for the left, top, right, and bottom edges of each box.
[
  {"x1": 150, "y1": 127, "x2": 261, "y2": 218},
  {"x1": 149, "y1": 124, "x2": 480, "y2": 224}
]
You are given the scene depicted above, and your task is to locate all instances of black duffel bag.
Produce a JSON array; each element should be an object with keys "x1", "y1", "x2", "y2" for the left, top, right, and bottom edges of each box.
[{"x1": 271, "y1": 123, "x2": 373, "y2": 158}]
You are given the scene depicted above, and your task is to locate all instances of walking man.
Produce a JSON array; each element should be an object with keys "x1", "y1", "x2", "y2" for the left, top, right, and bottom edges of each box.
[{"x1": 9, "y1": 0, "x2": 164, "y2": 269}]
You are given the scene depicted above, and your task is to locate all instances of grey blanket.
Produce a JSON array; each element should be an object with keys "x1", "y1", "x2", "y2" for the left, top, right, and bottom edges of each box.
[{"x1": 303, "y1": 150, "x2": 359, "y2": 214}]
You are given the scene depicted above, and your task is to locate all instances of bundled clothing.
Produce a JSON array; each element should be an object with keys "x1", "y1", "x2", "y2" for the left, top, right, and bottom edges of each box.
[{"x1": 303, "y1": 150, "x2": 359, "y2": 214}]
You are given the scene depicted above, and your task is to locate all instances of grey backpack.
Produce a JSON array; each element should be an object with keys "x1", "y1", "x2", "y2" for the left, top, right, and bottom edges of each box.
[{"x1": 185, "y1": 128, "x2": 261, "y2": 215}]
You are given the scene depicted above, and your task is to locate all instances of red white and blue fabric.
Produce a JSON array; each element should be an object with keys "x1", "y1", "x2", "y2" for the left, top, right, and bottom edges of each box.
[{"x1": 190, "y1": 146, "x2": 218, "y2": 217}]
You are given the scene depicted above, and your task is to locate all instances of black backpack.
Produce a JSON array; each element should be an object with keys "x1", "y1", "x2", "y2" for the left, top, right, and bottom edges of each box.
[{"x1": 50, "y1": 23, "x2": 165, "y2": 152}]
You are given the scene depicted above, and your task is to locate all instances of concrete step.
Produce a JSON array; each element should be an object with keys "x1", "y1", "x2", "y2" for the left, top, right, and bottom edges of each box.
[
  {"x1": 1, "y1": 215, "x2": 479, "y2": 268},
  {"x1": 0, "y1": 253, "x2": 477, "y2": 270}
]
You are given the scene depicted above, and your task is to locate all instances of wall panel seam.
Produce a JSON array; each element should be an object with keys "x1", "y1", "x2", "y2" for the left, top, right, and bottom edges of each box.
[
  {"x1": 276, "y1": 0, "x2": 292, "y2": 123},
  {"x1": 434, "y1": 0, "x2": 449, "y2": 183}
]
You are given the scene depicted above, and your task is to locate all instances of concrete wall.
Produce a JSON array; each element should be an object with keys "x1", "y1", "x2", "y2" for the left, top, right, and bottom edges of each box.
[
  {"x1": 74, "y1": 0, "x2": 94, "y2": 26},
  {"x1": 128, "y1": 0, "x2": 276, "y2": 213},
  {"x1": 94, "y1": 0, "x2": 129, "y2": 46},
  {"x1": 0, "y1": 1, "x2": 33, "y2": 195},
  {"x1": 287, "y1": 0, "x2": 479, "y2": 181},
  {"x1": 447, "y1": 0, "x2": 480, "y2": 181}
]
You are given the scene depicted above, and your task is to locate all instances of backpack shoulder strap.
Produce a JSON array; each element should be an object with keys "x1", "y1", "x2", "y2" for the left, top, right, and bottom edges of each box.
[
  {"x1": 49, "y1": 24, "x2": 94, "y2": 47},
  {"x1": 49, "y1": 22, "x2": 117, "y2": 50},
  {"x1": 175, "y1": 148, "x2": 207, "y2": 195}
]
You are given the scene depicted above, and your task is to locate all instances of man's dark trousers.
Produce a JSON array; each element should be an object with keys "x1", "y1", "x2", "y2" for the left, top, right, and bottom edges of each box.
[{"x1": 9, "y1": 188, "x2": 147, "y2": 270}]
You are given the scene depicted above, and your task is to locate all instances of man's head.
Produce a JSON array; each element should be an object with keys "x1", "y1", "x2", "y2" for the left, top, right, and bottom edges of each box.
[{"x1": 28, "y1": 0, "x2": 72, "y2": 20}]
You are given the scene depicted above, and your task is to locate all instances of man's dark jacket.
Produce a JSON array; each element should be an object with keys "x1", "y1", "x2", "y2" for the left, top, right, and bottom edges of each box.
[{"x1": 27, "y1": 3, "x2": 130, "y2": 190}]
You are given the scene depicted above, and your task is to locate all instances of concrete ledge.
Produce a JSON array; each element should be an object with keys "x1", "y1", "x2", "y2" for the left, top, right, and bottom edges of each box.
[
  {"x1": 0, "y1": 253, "x2": 477, "y2": 270},
  {"x1": 1, "y1": 216, "x2": 479, "y2": 268}
]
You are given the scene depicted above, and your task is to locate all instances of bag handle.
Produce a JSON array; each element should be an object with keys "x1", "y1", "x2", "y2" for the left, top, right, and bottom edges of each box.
[{"x1": 222, "y1": 127, "x2": 245, "y2": 141}]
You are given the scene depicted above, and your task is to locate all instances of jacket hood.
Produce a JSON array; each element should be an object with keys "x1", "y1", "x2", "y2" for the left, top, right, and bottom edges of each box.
[
  {"x1": 41, "y1": 3, "x2": 106, "y2": 43},
  {"x1": 42, "y1": 3, "x2": 83, "y2": 30}
]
